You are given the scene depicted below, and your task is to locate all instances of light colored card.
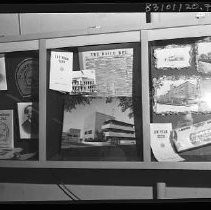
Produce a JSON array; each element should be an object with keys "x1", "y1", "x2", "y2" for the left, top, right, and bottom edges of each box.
[
  {"x1": 154, "y1": 45, "x2": 191, "y2": 69},
  {"x1": 150, "y1": 123, "x2": 184, "y2": 162},
  {"x1": 18, "y1": 102, "x2": 38, "y2": 139},
  {"x1": 173, "y1": 119, "x2": 211, "y2": 152},
  {"x1": 0, "y1": 55, "x2": 7, "y2": 90},
  {"x1": 196, "y1": 41, "x2": 211, "y2": 74},
  {"x1": 0, "y1": 110, "x2": 14, "y2": 148},
  {"x1": 49, "y1": 51, "x2": 73, "y2": 92}
]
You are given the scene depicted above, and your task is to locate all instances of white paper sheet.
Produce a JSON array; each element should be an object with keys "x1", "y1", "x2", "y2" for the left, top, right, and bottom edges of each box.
[
  {"x1": 49, "y1": 51, "x2": 73, "y2": 92},
  {"x1": 150, "y1": 123, "x2": 184, "y2": 162},
  {"x1": 0, "y1": 55, "x2": 7, "y2": 90},
  {"x1": 154, "y1": 45, "x2": 191, "y2": 69}
]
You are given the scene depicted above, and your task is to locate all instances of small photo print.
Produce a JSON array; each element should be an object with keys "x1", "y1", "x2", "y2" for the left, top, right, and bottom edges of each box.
[
  {"x1": 153, "y1": 44, "x2": 192, "y2": 70},
  {"x1": 153, "y1": 76, "x2": 200, "y2": 114},
  {"x1": 18, "y1": 102, "x2": 38, "y2": 139},
  {"x1": 0, "y1": 55, "x2": 7, "y2": 90},
  {"x1": 196, "y1": 41, "x2": 211, "y2": 74},
  {"x1": 71, "y1": 69, "x2": 97, "y2": 95}
]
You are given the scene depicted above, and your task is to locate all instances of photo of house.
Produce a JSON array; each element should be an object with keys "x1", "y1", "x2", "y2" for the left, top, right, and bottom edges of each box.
[{"x1": 71, "y1": 70, "x2": 97, "y2": 94}]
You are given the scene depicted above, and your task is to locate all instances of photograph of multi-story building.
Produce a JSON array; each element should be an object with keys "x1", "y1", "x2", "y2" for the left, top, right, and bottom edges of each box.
[
  {"x1": 101, "y1": 119, "x2": 136, "y2": 145},
  {"x1": 71, "y1": 70, "x2": 96, "y2": 94},
  {"x1": 62, "y1": 97, "x2": 135, "y2": 146},
  {"x1": 83, "y1": 112, "x2": 115, "y2": 142},
  {"x1": 154, "y1": 77, "x2": 200, "y2": 113},
  {"x1": 157, "y1": 81, "x2": 199, "y2": 106}
]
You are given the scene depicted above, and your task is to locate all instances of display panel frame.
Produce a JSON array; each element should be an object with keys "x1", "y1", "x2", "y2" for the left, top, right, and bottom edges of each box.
[
  {"x1": 142, "y1": 24, "x2": 211, "y2": 165},
  {"x1": 1, "y1": 23, "x2": 211, "y2": 169}
]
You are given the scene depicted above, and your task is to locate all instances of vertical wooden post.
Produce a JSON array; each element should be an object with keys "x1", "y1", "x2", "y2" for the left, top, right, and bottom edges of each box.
[
  {"x1": 39, "y1": 39, "x2": 47, "y2": 163},
  {"x1": 141, "y1": 30, "x2": 151, "y2": 162}
]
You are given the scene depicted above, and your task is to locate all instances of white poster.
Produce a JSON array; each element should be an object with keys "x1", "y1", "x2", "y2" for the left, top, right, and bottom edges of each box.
[
  {"x1": 150, "y1": 123, "x2": 184, "y2": 162},
  {"x1": 49, "y1": 51, "x2": 73, "y2": 92},
  {"x1": 0, "y1": 55, "x2": 7, "y2": 90},
  {"x1": 154, "y1": 45, "x2": 191, "y2": 69}
]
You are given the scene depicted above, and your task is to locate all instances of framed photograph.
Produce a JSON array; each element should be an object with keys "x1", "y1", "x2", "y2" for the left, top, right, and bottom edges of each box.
[
  {"x1": 17, "y1": 102, "x2": 38, "y2": 139},
  {"x1": 62, "y1": 96, "x2": 137, "y2": 161},
  {"x1": 0, "y1": 110, "x2": 14, "y2": 148},
  {"x1": 79, "y1": 48, "x2": 133, "y2": 97},
  {"x1": 153, "y1": 76, "x2": 200, "y2": 114},
  {"x1": 0, "y1": 55, "x2": 7, "y2": 91},
  {"x1": 153, "y1": 44, "x2": 192, "y2": 70},
  {"x1": 196, "y1": 40, "x2": 211, "y2": 74}
]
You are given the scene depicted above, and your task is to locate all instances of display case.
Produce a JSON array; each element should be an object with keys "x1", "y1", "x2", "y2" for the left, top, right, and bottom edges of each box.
[
  {"x1": 142, "y1": 23, "x2": 211, "y2": 168},
  {"x1": 45, "y1": 31, "x2": 142, "y2": 163},
  {"x1": 0, "y1": 40, "x2": 39, "y2": 162},
  {"x1": 1, "y1": 22, "x2": 211, "y2": 169}
]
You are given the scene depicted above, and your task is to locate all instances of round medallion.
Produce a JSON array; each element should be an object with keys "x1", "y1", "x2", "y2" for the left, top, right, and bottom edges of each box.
[{"x1": 15, "y1": 58, "x2": 38, "y2": 98}]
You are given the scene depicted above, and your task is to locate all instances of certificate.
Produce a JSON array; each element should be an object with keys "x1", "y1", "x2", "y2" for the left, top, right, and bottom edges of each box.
[
  {"x1": 0, "y1": 110, "x2": 13, "y2": 148},
  {"x1": 49, "y1": 51, "x2": 73, "y2": 92}
]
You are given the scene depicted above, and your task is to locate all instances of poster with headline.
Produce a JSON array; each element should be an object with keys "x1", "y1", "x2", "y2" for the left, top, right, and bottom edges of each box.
[{"x1": 79, "y1": 48, "x2": 133, "y2": 97}]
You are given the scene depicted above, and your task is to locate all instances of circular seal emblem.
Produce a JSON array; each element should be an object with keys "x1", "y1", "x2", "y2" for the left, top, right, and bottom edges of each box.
[
  {"x1": 15, "y1": 58, "x2": 39, "y2": 98},
  {"x1": 0, "y1": 122, "x2": 9, "y2": 142}
]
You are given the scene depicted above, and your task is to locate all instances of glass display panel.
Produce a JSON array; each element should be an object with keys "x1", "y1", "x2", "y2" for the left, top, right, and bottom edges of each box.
[
  {"x1": 0, "y1": 50, "x2": 39, "y2": 160},
  {"x1": 149, "y1": 37, "x2": 211, "y2": 162},
  {"x1": 46, "y1": 42, "x2": 142, "y2": 161}
]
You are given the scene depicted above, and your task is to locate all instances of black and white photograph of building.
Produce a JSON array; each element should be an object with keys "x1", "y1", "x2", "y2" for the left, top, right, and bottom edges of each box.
[
  {"x1": 154, "y1": 76, "x2": 200, "y2": 113},
  {"x1": 196, "y1": 41, "x2": 211, "y2": 74},
  {"x1": 61, "y1": 97, "x2": 137, "y2": 160}
]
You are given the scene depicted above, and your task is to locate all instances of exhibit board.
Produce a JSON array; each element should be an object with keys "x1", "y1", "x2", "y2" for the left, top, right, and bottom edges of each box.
[
  {"x1": 149, "y1": 36, "x2": 211, "y2": 162},
  {"x1": 46, "y1": 42, "x2": 142, "y2": 161}
]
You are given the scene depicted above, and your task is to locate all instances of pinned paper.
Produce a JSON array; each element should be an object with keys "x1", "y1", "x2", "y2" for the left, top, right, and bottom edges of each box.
[
  {"x1": 154, "y1": 45, "x2": 191, "y2": 69},
  {"x1": 150, "y1": 123, "x2": 184, "y2": 162},
  {"x1": 0, "y1": 55, "x2": 7, "y2": 90},
  {"x1": 49, "y1": 51, "x2": 73, "y2": 92}
]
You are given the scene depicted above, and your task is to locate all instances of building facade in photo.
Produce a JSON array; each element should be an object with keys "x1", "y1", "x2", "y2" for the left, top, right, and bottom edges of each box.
[
  {"x1": 158, "y1": 81, "x2": 199, "y2": 105},
  {"x1": 83, "y1": 112, "x2": 115, "y2": 142},
  {"x1": 83, "y1": 111, "x2": 135, "y2": 144},
  {"x1": 72, "y1": 70, "x2": 96, "y2": 94},
  {"x1": 101, "y1": 119, "x2": 136, "y2": 145}
]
